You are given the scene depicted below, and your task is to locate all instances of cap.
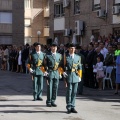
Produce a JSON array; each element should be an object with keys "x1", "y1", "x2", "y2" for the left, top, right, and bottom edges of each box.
[
  {"x1": 68, "y1": 43, "x2": 76, "y2": 48},
  {"x1": 51, "y1": 42, "x2": 57, "y2": 47},
  {"x1": 33, "y1": 42, "x2": 41, "y2": 47}
]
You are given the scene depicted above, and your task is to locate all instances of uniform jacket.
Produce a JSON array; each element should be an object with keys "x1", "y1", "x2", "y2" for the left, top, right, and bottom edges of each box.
[
  {"x1": 28, "y1": 51, "x2": 45, "y2": 75},
  {"x1": 65, "y1": 53, "x2": 82, "y2": 83},
  {"x1": 45, "y1": 52, "x2": 62, "y2": 79}
]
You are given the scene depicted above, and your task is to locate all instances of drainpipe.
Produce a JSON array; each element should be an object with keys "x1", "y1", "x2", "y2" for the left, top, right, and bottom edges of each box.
[{"x1": 106, "y1": 0, "x2": 108, "y2": 15}]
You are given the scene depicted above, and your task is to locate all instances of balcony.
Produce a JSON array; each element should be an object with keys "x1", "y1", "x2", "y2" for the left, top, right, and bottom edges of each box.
[
  {"x1": 44, "y1": 7, "x2": 49, "y2": 17},
  {"x1": 25, "y1": 8, "x2": 43, "y2": 19},
  {"x1": 44, "y1": 26, "x2": 49, "y2": 37},
  {"x1": 0, "y1": 23, "x2": 12, "y2": 33}
]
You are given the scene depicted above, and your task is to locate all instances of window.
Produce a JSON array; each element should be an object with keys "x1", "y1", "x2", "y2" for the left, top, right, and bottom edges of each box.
[
  {"x1": 24, "y1": 0, "x2": 31, "y2": 9},
  {"x1": 74, "y1": 0, "x2": 80, "y2": 14},
  {"x1": 114, "y1": 0, "x2": 120, "y2": 5},
  {"x1": 0, "y1": 36, "x2": 12, "y2": 44},
  {"x1": 54, "y1": 3, "x2": 64, "y2": 18},
  {"x1": 0, "y1": 12, "x2": 12, "y2": 24},
  {"x1": 25, "y1": 19, "x2": 31, "y2": 27},
  {"x1": 92, "y1": 0, "x2": 101, "y2": 11}
]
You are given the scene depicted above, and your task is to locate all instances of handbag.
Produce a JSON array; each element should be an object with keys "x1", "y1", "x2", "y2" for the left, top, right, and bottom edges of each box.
[{"x1": 96, "y1": 70, "x2": 104, "y2": 79}]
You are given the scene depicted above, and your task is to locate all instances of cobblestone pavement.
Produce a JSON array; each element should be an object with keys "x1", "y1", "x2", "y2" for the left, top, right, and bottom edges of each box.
[{"x1": 0, "y1": 70, "x2": 120, "y2": 120}]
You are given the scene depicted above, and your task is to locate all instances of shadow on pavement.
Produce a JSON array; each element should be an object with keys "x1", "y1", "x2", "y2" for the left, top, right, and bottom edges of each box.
[
  {"x1": 0, "y1": 70, "x2": 120, "y2": 103},
  {"x1": 0, "y1": 110, "x2": 66, "y2": 113}
]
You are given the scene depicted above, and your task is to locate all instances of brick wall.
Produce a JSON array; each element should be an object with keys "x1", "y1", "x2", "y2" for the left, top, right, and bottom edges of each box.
[
  {"x1": 49, "y1": 0, "x2": 120, "y2": 45},
  {"x1": 12, "y1": 0, "x2": 24, "y2": 45}
]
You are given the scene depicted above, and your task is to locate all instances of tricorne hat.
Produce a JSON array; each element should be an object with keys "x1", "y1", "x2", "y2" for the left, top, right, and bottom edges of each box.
[
  {"x1": 51, "y1": 42, "x2": 57, "y2": 47},
  {"x1": 68, "y1": 43, "x2": 76, "y2": 48}
]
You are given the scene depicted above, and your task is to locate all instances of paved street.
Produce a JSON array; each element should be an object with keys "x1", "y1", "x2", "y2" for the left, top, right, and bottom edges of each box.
[{"x1": 0, "y1": 70, "x2": 120, "y2": 120}]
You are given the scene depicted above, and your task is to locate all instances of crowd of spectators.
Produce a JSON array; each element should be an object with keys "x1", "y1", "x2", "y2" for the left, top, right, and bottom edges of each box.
[{"x1": 0, "y1": 33, "x2": 120, "y2": 91}]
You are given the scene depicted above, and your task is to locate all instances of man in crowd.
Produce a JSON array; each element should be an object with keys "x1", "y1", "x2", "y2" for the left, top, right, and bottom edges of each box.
[
  {"x1": 104, "y1": 44, "x2": 114, "y2": 67},
  {"x1": 99, "y1": 42, "x2": 108, "y2": 59},
  {"x1": 22, "y1": 43, "x2": 30, "y2": 73},
  {"x1": 85, "y1": 43, "x2": 95, "y2": 88}
]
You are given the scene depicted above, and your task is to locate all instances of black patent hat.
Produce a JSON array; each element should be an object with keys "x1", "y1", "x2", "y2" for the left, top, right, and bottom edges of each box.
[
  {"x1": 51, "y1": 42, "x2": 57, "y2": 47},
  {"x1": 33, "y1": 42, "x2": 41, "y2": 47},
  {"x1": 68, "y1": 43, "x2": 76, "y2": 48}
]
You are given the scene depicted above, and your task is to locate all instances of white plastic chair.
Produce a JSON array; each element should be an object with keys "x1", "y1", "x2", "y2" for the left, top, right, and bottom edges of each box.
[{"x1": 103, "y1": 66, "x2": 113, "y2": 90}]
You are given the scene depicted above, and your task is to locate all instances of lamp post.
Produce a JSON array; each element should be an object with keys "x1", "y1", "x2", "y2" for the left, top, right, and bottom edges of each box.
[{"x1": 37, "y1": 31, "x2": 41, "y2": 43}]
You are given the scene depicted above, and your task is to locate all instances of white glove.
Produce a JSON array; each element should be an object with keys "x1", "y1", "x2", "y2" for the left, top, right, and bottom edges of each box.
[
  {"x1": 29, "y1": 68, "x2": 34, "y2": 73},
  {"x1": 63, "y1": 72, "x2": 68, "y2": 78},
  {"x1": 59, "y1": 74, "x2": 62, "y2": 79},
  {"x1": 78, "y1": 77, "x2": 81, "y2": 82},
  {"x1": 44, "y1": 71, "x2": 49, "y2": 76}
]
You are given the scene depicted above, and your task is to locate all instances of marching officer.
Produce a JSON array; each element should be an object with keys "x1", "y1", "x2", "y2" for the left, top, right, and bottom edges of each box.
[
  {"x1": 44, "y1": 42, "x2": 62, "y2": 107},
  {"x1": 27, "y1": 42, "x2": 45, "y2": 101},
  {"x1": 63, "y1": 43, "x2": 82, "y2": 114}
]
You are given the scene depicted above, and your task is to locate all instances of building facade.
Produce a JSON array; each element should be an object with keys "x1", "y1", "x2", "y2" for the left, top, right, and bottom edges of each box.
[
  {"x1": 49, "y1": 0, "x2": 120, "y2": 45},
  {"x1": 0, "y1": 0, "x2": 24, "y2": 45},
  {"x1": 24, "y1": 0, "x2": 50, "y2": 45}
]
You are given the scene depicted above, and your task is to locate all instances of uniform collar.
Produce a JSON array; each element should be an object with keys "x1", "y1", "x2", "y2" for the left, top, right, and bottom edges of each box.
[
  {"x1": 69, "y1": 53, "x2": 75, "y2": 58},
  {"x1": 36, "y1": 51, "x2": 41, "y2": 54},
  {"x1": 51, "y1": 52, "x2": 56, "y2": 55}
]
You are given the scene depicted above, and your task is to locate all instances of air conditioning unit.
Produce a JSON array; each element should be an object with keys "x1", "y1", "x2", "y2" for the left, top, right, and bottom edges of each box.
[
  {"x1": 112, "y1": 6, "x2": 120, "y2": 15},
  {"x1": 97, "y1": 9, "x2": 106, "y2": 17},
  {"x1": 75, "y1": 20, "x2": 84, "y2": 36},
  {"x1": 63, "y1": 0, "x2": 69, "y2": 8},
  {"x1": 64, "y1": 29, "x2": 72, "y2": 36}
]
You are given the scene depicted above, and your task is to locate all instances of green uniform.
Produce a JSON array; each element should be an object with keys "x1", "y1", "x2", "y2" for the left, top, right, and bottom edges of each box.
[
  {"x1": 78, "y1": 53, "x2": 85, "y2": 94},
  {"x1": 65, "y1": 53, "x2": 82, "y2": 110},
  {"x1": 28, "y1": 51, "x2": 45, "y2": 100},
  {"x1": 45, "y1": 52, "x2": 62, "y2": 105}
]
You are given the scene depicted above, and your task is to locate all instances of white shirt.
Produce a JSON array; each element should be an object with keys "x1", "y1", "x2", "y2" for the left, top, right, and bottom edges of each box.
[
  {"x1": 51, "y1": 52, "x2": 56, "y2": 56},
  {"x1": 69, "y1": 53, "x2": 74, "y2": 59},
  {"x1": 37, "y1": 51, "x2": 41, "y2": 54},
  {"x1": 96, "y1": 62, "x2": 103, "y2": 71},
  {"x1": 100, "y1": 47, "x2": 108, "y2": 59},
  {"x1": 4, "y1": 48, "x2": 9, "y2": 56}
]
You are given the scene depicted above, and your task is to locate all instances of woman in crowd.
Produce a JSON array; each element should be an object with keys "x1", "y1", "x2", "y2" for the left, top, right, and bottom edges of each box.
[
  {"x1": 114, "y1": 43, "x2": 120, "y2": 94},
  {"x1": 16, "y1": 46, "x2": 22, "y2": 73}
]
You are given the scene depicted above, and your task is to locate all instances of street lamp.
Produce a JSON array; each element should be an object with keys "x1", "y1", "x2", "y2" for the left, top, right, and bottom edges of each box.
[{"x1": 37, "y1": 31, "x2": 41, "y2": 43}]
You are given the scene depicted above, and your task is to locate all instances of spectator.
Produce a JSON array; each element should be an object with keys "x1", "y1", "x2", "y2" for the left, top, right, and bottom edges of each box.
[
  {"x1": 96, "y1": 57, "x2": 104, "y2": 90},
  {"x1": 114, "y1": 42, "x2": 120, "y2": 94},
  {"x1": 99, "y1": 42, "x2": 108, "y2": 59}
]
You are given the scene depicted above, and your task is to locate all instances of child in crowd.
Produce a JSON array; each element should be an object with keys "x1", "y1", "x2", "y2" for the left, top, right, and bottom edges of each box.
[{"x1": 96, "y1": 57, "x2": 104, "y2": 90}]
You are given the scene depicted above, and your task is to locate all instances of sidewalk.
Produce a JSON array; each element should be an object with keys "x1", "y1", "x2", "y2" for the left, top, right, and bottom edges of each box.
[{"x1": 0, "y1": 70, "x2": 120, "y2": 120}]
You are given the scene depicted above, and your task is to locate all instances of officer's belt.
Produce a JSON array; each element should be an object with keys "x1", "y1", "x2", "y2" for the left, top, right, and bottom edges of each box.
[
  {"x1": 48, "y1": 68, "x2": 58, "y2": 71},
  {"x1": 35, "y1": 66, "x2": 42, "y2": 68},
  {"x1": 67, "y1": 68, "x2": 76, "y2": 72}
]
